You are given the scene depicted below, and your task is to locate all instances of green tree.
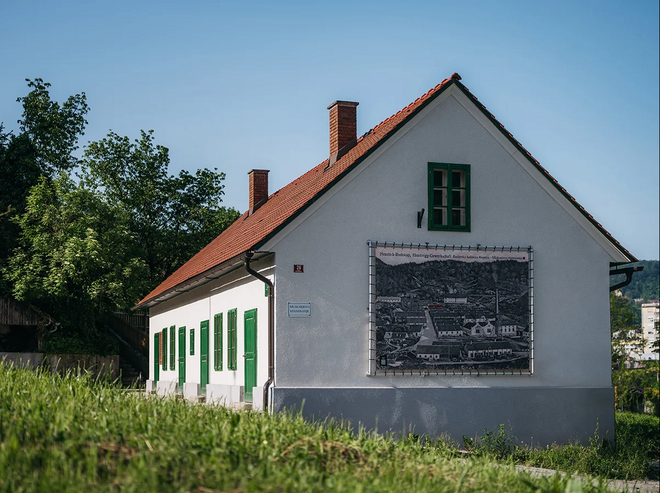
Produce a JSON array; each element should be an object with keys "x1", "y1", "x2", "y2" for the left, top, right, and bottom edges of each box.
[
  {"x1": 0, "y1": 80, "x2": 89, "y2": 291},
  {"x1": 81, "y1": 130, "x2": 240, "y2": 290},
  {"x1": 16, "y1": 78, "x2": 89, "y2": 175},
  {"x1": 3, "y1": 81, "x2": 239, "y2": 352},
  {"x1": 5, "y1": 174, "x2": 148, "y2": 339},
  {"x1": 610, "y1": 293, "x2": 659, "y2": 414}
]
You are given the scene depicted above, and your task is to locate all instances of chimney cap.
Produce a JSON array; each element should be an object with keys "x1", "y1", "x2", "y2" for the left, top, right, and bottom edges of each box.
[
  {"x1": 327, "y1": 100, "x2": 359, "y2": 110},
  {"x1": 247, "y1": 169, "x2": 270, "y2": 175}
]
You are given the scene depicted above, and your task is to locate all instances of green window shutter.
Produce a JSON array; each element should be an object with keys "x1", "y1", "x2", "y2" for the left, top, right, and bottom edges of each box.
[
  {"x1": 153, "y1": 332, "x2": 160, "y2": 382},
  {"x1": 190, "y1": 328, "x2": 195, "y2": 355},
  {"x1": 213, "y1": 314, "x2": 217, "y2": 369},
  {"x1": 228, "y1": 308, "x2": 237, "y2": 371},
  {"x1": 178, "y1": 327, "x2": 186, "y2": 388},
  {"x1": 428, "y1": 163, "x2": 471, "y2": 232},
  {"x1": 213, "y1": 313, "x2": 223, "y2": 371},
  {"x1": 200, "y1": 320, "x2": 209, "y2": 392},
  {"x1": 170, "y1": 325, "x2": 175, "y2": 370},
  {"x1": 162, "y1": 327, "x2": 167, "y2": 371}
]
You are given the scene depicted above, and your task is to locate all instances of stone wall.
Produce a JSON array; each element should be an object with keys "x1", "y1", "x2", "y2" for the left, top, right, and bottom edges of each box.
[{"x1": 1, "y1": 352, "x2": 119, "y2": 379}]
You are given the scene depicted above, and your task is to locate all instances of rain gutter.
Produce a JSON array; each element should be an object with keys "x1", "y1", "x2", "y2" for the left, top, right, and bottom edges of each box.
[{"x1": 244, "y1": 251, "x2": 274, "y2": 412}]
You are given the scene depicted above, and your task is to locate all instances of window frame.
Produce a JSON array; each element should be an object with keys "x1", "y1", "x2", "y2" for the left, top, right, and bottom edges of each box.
[{"x1": 427, "y1": 162, "x2": 471, "y2": 232}]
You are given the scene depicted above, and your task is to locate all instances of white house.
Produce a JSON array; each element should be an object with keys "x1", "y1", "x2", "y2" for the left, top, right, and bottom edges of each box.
[{"x1": 137, "y1": 73, "x2": 637, "y2": 445}]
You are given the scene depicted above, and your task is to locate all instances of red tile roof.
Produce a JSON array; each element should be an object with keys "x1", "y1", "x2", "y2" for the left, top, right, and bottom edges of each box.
[{"x1": 137, "y1": 73, "x2": 636, "y2": 308}]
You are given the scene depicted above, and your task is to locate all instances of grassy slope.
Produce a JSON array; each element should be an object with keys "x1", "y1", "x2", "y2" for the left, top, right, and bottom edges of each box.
[
  {"x1": 0, "y1": 366, "x2": 653, "y2": 493},
  {"x1": 519, "y1": 412, "x2": 659, "y2": 480}
]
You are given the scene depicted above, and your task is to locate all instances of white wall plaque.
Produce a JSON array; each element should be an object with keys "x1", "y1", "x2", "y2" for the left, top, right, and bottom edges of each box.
[{"x1": 288, "y1": 302, "x2": 311, "y2": 317}]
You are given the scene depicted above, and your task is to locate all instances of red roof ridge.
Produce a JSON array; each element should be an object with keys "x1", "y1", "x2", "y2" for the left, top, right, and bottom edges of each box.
[{"x1": 137, "y1": 74, "x2": 635, "y2": 308}]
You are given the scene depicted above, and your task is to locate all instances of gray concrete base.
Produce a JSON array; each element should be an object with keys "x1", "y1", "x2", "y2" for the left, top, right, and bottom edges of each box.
[
  {"x1": 156, "y1": 380, "x2": 178, "y2": 397},
  {"x1": 145, "y1": 379, "x2": 155, "y2": 392},
  {"x1": 207, "y1": 384, "x2": 244, "y2": 406},
  {"x1": 272, "y1": 387, "x2": 615, "y2": 447},
  {"x1": 252, "y1": 387, "x2": 264, "y2": 411},
  {"x1": 183, "y1": 382, "x2": 200, "y2": 401},
  {"x1": 206, "y1": 384, "x2": 231, "y2": 405}
]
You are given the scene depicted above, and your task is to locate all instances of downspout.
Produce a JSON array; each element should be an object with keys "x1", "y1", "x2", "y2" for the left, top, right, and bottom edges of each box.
[
  {"x1": 609, "y1": 263, "x2": 643, "y2": 292},
  {"x1": 245, "y1": 251, "x2": 274, "y2": 412}
]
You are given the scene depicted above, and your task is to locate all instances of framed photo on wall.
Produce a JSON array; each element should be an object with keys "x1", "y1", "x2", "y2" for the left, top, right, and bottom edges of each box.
[{"x1": 367, "y1": 242, "x2": 533, "y2": 375}]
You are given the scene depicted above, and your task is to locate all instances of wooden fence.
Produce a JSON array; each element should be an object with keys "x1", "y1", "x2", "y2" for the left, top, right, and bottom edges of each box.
[
  {"x1": 0, "y1": 297, "x2": 42, "y2": 326},
  {"x1": 110, "y1": 313, "x2": 148, "y2": 357},
  {"x1": 112, "y1": 312, "x2": 149, "y2": 332}
]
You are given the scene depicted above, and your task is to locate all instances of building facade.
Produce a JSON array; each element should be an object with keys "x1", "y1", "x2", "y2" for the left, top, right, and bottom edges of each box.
[{"x1": 138, "y1": 74, "x2": 637, "y2": 446}]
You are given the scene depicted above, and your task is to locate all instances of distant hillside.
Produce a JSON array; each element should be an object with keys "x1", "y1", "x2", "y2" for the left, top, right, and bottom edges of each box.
[{"x1": 617, "y1": 260, "x2": 659, "y2": 301}]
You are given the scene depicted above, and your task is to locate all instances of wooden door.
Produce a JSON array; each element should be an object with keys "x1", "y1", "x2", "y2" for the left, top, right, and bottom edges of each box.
[
  {"x1": 200, "y1": 320, "x2": 209, "y2": 394},
  {"x1": 178, "y1": 326, "x2": 186, "y2": 389},
  {"x1": 243, "y1": 309, "x2": 257, "y2": 403},
  {"x1": 153, "y1": 332, "x2": 159, "y2": 382}
]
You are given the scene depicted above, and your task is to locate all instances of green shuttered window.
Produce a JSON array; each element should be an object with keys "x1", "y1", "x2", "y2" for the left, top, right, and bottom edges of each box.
[
  {"x1": 190, "y1": 328, "x2": 195, "y2": 355},
  {"x1": 162, "y1": 327, "x2": 167, "y2": 371},
  {"x1": 227, "y1": 308, "x2": 237, "y2": 371},
  {"x1": 169, "y1": 325, "x2": 175, "y2": 370},
  {"x1": 428, "y1": 163, "x2": 470, "y2": 232},
  {"x1": 213, "y1": 313, "x2": 223, "y2": 371}
]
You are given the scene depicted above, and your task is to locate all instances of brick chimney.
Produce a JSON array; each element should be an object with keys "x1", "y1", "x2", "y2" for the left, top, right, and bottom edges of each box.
[
  {"x1": 328, "y1": 101, "x2": 358, "y2": 160},
  {"x1": 248, "y1": 169, "x2": 269, "y2": 214}
]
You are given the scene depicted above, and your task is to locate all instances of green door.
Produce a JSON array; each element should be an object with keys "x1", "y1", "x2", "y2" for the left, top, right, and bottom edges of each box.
[
  {"x1": 153, "y1": 333, "x2": 160, "y2": 382},
  {"x1": 178, "y1": 326, "x2": 186, "y2": 389},
  {"x1": 244, "y1": 309, "x2": 257, "y2": 403},
  {"x1": 200, "y1": 320, "x2": 209, "y2": 395}
]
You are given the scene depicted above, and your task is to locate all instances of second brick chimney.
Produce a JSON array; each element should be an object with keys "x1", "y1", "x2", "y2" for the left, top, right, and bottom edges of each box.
[
  {"x1": 248, "y1": 169, "x2": 269, "y2": 214},
  {"x1": 328, "y1": 100, "x2": 358, "y2": 161}
]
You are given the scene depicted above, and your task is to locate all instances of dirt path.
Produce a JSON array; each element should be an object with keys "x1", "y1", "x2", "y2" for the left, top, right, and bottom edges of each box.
[{"x1": 514, "y1": 464, "x2": 659, "y2": 492}]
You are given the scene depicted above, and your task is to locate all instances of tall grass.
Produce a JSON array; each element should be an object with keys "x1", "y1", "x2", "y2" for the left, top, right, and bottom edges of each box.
[
  {"x1": 464, "y1": 415, "x2": 659, "y2": 481},
  {"x1": 0, "y1": 364, "x2": 626, "y2": 492}
]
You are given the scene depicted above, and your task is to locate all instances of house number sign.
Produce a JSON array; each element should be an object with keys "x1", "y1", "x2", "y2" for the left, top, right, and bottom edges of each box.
[{"x1": 287, "y1": 302, "x2": 311, "y2": 317}]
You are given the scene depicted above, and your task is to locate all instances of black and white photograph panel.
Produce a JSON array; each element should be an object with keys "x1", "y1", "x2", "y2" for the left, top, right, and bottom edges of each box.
[{"x1": 372, "y1": 244, "x2": 532, "y2": 373}]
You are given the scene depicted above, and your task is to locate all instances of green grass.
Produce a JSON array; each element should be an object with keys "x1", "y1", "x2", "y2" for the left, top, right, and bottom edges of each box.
[
  {"x1": 464, "y1": 413, "x2": 659, "y2": 481},
  {"x1": 0, "y1": 365, "x2": 650, "y2": 492}
]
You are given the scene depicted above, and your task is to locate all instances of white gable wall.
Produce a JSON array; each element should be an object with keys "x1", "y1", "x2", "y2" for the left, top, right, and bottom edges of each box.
[{"x1": 271, "y1": 89, "x2": 614, "y2": 390}]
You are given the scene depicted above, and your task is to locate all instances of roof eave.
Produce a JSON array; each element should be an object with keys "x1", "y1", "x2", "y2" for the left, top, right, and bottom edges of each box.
[
  {"x1": 134, "y1": 251, "x2": 273, "y2": 310},
  {"x1": 451, "y1": 82, "x2": 637, "y2": 263}
]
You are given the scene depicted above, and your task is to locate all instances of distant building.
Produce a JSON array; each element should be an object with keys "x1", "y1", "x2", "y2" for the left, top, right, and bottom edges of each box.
[
  {"x1": 377, "y1": 296, "x2": 401, "y2": 303},
  {"x1": 613, "y1": 329, "x2": 645, "y2": 357},
  {"x1": 500, "y1": 324, "x2": 521, "y2": 337},
  {"x1": 444, "y1": 297, "x2": 467, "y2": 304},
  {"x1": 466, "y1": 341, "x2": 513, "y2": 359},
  {"x1": 416, "y1": 345, "x2": 462, "y2": 360},
  {"x1": 467, "y1": 320, "x2": 496, "y2": 337},
  {"x1": 641, "y1": 301, "x2": 659, "y2": 354}
]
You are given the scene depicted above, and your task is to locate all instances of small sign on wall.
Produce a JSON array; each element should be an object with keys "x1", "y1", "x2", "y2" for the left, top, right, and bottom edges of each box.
[
  {"x1": 288, "y1": 302, "x2": 311, "y2": 317},
  {"x1": 294, "y1": 264, "x2": 304, "y2": 273}
]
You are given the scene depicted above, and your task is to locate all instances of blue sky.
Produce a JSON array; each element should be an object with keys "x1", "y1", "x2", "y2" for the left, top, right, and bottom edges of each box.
[{"x1": 1, "y1": 0, "x2": 658, "y2": 259}]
